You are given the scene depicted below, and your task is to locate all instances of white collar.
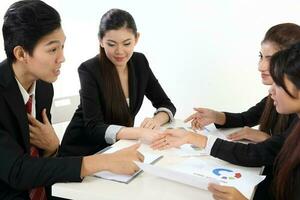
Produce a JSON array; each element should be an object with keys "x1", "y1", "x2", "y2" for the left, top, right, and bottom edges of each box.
[{"x1": 15, "y1": 78, "x2": 36, "y2": 104}]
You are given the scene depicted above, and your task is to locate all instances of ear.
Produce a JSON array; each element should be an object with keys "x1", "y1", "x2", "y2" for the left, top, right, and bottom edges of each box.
[
  {"x1": 99, "y1": 38, "x2": 104, "y2": 48},
  {"x1": 134, "y1": 32, "x2": 140, "y2": 45},
  {"x1": 13, "y1": 46, "x2": 28, "y2": 63}
]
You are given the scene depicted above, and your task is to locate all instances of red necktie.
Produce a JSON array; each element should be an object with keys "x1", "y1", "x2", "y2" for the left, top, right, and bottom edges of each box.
[{"x1": 26, "y1": 95, "x2": 47, "y2": 200}]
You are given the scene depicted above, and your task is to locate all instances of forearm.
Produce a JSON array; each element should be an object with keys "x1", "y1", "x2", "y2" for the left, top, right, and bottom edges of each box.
[
  {"x1": 116, "y1": 127, "x2": 141, "y2": 140},
  {"x1": 81, "y1": 154, "x2": 109, "y2": 177},
  {"x1": 153, "y1": 112, "x2": 170, "y2": 125},
  {"x1": 215, "y1": 111, "x2": 226, "y2": 125},
  {"x1": 186, "y1": 132, "x2": 208, "y2": 148}
]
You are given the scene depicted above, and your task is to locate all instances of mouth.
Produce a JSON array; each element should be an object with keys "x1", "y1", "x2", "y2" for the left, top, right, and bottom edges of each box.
[
  {"x1": 54, "y1": 68, "x2": 61, "y2": 76},
  {"x1": 114, "y1": 56, "x2": 125, "y2": 62},
  {"x1": 261, "y1": 74, "x2": 270, "y2": 79}
]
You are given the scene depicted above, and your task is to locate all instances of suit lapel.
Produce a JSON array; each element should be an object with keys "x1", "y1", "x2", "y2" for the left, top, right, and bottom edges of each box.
[{"x1": 0, "y1": 61, "x2": 30, "y2": 151}]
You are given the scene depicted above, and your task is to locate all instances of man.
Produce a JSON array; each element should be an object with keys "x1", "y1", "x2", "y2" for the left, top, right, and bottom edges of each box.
[{"x1": 0, "y1": 1, "x2": 143, "y2": 199}]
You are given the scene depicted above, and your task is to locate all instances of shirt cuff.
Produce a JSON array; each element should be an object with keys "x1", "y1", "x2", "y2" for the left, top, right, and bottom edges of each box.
[
  {"x1": 204, "y1": 135, "x2": 218, "y2": 155},
  {"x1": 105, "y1": 125, "x2": 124, "y2": 144},
  {"x1": 154, "y1": 107, "x2": 174, "y2": 122}
]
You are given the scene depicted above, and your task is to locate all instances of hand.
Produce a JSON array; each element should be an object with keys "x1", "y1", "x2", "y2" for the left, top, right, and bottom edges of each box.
[
  {"x1": 208, "y1": 184, "x2": 248, "y2": 200},
  {"x1": 140, "y1": 117, "x2": 160, "y2": 130},
  {"x1": 151, "y1": 129, "x2": 189, "y2": 150},
  {"x1": 27, "y1": 109, "x2": 59, "y2": 156},
  {"x1": 139, "y1": 128, "x2": 162, "y2": 144},
  {"x1": 185, "y1": 108, "x2": 223, "y2": 129},
  {"x1": 106, "y1": 143, "x2": 144, "y2": 175},
  {"x1": 227, "y1": 127, "x2": 270, "y2": 143}
]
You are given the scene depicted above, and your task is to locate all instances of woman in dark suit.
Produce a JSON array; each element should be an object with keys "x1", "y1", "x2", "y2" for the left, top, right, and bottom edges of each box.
[
  {"x1": 185, "y1": 23, "x2": 300, "y2": 143},
  {"x1": 59, "y1": 9, "x2": 176, "y2": 156}
]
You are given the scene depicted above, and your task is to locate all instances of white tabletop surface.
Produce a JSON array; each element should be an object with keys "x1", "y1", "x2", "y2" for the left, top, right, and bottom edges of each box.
[{"x1": 52, "y1": 121, "x2": 262, "y2": 200}]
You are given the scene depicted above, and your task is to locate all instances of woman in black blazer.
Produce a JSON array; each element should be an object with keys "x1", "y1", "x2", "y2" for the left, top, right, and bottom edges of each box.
[
  {"x1": 0, "y1": 2, "x2": 143, "y2": 199},
  {"x1": 152, "y1": 43, "x2": 300, "y2": 200},
  {"x1": 59, "y1": 9, "x2": 176, "y2": 156},
  {"x1": 185, "y1": 23, "x2": 300, "y2": 143}
]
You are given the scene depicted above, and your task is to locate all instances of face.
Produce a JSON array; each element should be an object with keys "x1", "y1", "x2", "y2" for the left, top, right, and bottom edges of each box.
[
  {"x1": 100, "y1": 27, "x2": 139, "y2": 68},
  {"x1": 269, "y1": 76, "x2": 300, "y2": 114},
  {"x1": 25, "y1": 27, "x2": 66, "y2": 83},
  {"x1": 258, "y1": 41, "x2": 280, "y2": 85}
]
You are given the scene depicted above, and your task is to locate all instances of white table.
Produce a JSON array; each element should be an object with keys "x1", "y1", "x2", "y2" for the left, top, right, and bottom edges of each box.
[{"x1": 52, "y1": 122, "x2": 262, "y2": 200}]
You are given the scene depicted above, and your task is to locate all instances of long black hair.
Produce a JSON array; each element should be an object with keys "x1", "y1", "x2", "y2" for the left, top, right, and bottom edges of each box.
[
  {"x1": 270, "y1": 42, "x2": 300, "y2": 200},
  {"x1": 97, "y1": 9, "x2": 138, "y2": 126}
]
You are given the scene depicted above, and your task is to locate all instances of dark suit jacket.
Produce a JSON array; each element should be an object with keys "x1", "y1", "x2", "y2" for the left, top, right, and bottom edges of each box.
[
  {"x1": 59, "y1": 52, "x2": 176, "y2": 156},
  {"x1": 216, "y1": 96, "x2": 268, "y2": 128},
  {"x1": 0, "y1": 60, "x2": 82, "y2": 199},
  {"x1": 211, "y1": 116, "x2": 299, "y2": 200}
]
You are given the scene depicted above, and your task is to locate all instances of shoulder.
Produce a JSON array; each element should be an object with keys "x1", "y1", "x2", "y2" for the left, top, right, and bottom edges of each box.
[
  {"x1": 78, "y1": 55, "x2": 100, "y2": 73},
  {"x1": 131, "y1": 52, "x2": 148, "y2": 64},
  {"x1": 130, "y1": 52, "x2": 151, "y2": 73}
]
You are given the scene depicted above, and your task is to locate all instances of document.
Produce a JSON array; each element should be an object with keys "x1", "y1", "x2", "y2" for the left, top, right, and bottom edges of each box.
[
  {"x1": 137, "y1": 158, "x2": 265, "y2": 199},
  {"x1": 135, "y1": 161, "x2": 220, "y2": 190},
  {"x1": 94, "y1": 145, "x2": 162, "y2": 183}
]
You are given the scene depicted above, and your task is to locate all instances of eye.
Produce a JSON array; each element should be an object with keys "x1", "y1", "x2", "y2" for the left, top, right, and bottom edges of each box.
[
  {"x1": 124, "y1": 43, "x2": 131, "y2": 46},
  {"x1": 258, "y1": 53, "x2": 263, "y2": 60},
  {"x1": 107, "y1": 43, "x2": 115, "y2": 47},
  {"x1": 49, "y1": 48, "x2": 57, "y2": 53}
]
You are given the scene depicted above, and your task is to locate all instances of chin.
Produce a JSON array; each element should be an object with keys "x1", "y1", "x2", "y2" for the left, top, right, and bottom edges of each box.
[{"x1": 262, "y1": 80, "x2": 272, "y2": 85}]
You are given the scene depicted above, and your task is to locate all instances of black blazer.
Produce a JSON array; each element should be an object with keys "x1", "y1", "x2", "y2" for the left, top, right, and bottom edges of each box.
[
  {"x1": 211, "y1": 116, "x2": 299, "y2": 200},
  {"x1": 59, "y1": 52, "x2": 176, "y2": 156},
  {"x1": 216, "y1": 96, "x2": 268, "y2": 128},
  {"x1": 0, "y1": 60, "x2": 82, "y2": 200}
]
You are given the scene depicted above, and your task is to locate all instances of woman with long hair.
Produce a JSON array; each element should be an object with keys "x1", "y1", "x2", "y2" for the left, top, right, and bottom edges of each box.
[
  {"x1": 185, "y1": 23, "x2": 300, "y2": 143},
  {"x1": 59, "y1": 9, "x2": 176, "y2": 156}
]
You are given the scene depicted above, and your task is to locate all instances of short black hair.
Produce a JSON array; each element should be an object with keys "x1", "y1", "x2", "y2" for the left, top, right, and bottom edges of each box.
[{"x1": 2, "y1": 0, "x2": 61, "y2": 63}]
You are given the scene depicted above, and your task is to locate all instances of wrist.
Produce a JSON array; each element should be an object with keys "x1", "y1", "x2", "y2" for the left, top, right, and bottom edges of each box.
[
  {"x1": 186, "y1": 132, "x2": 207, "y2": 148},
  {"x1": 215, "y1": 111, "x2": 226, "y2": 125}
]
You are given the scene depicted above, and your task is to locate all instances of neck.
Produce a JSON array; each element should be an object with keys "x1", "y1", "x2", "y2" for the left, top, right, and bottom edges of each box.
[
  {"x1": 12, "y1": 62, "x2": 35, "y2": 92},
  {"x1": 115, "y1": 64, "x2": 128, "y2": 75}
]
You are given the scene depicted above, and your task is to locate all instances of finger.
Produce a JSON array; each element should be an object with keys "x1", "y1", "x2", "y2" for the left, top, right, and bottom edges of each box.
[
  {"x1": 193, "y1": 107, "x2": 205, "y2": 113},
  {"x1": 137, "y1": 151, "x2": 144, "y2": 162},
  {"x1": 29, "y1": 124, "x2": 39, "y2": 135},
  {"x1": 151, "y1": 138, "x2": 169, "y2": 150},
  {"x1": 140, "y1": 118, "x2": 150, "y2": 128},
  {"x1": 27, "y1": 114, "x2": 43, "y2": 127},
  {"x1": 209, "y1": 184, "x2": 232, "y2": 193},
  {"x1": 42, "y1": 109, "x2": 50, "y2": 124},
  {"x1": 150, "y1": 137, "x2": 166, "y2": 149},
  {"x1": 184, "y1": 113, "x2": 197, "y2": 122},
  {"x1": 153, "y1": 124, "x2": 160, "y2": 130},
  {"x1": 144, "y1": 121, "x2": 154, "y2": 129},
  {"x1": 227, "y1": 132, "x2": 244, "y2": 140}
]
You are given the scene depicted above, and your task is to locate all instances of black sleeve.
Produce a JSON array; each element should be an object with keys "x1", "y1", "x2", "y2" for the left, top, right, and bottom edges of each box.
[
  {"x1": 210, "y1": 134, "x2": 284, "y2": 167},
  {"x1": 216, "y1": 96, "x2": 267, "y2": 128},
  {"x1": 77, "y1": 63, "x2": 110, "y2": 144},
  {"x1": 0, "y1": 129, "x2": 82, "y2": 190},
  {"x1": 143, "y1": 54, "x2": 176, "y2": 117}
]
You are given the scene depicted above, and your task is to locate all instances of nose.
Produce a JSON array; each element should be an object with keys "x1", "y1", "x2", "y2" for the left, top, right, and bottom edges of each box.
[
  {"x1": 258, "y1": 59, "x2": 269, "y2": 72},
  {"x1": 115, "y1": 45, "x2": 124, "y2": 55},
  {"x1": 57, "y1": 48, "x2": 65, "y2": 64}
]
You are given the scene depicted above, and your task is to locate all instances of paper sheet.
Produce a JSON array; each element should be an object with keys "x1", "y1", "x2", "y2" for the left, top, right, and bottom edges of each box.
[
  {"x1": 94, "y1": 145, "x2": 162, "y2": 183},
  {"x1": 135, "y1": 161, "x2": 220, "y2": 190},
  {"x1": 159, "y1": 158, "x2": 265, "y2": 199}
]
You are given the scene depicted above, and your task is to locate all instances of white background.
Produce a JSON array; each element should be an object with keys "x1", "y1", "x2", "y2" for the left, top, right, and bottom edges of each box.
[{"x1": 0, "y1": 0, "x2": 299, "y2": 125}]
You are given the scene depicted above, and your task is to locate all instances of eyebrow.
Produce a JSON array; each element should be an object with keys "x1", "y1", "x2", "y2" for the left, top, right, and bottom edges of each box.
[
  {"x1": 107, "y1": 39, "x2": 131, "y2": 43},
  {"x1": 45, "y1": 40, "x2": 60, "y2": 46}
]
